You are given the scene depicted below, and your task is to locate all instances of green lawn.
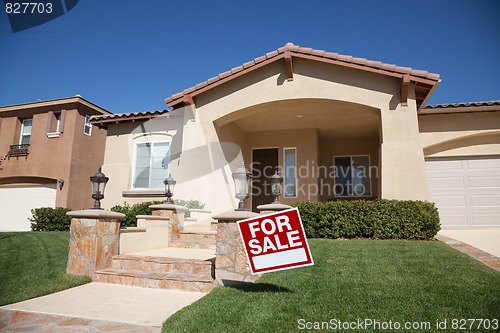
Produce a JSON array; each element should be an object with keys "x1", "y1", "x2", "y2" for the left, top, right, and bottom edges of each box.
[
  {"x1": 0, "y1": 232, "x2": 90, "y2": 306},
  {"x1": 163, "y1": 239, "x2": 500, "y2": 333}
]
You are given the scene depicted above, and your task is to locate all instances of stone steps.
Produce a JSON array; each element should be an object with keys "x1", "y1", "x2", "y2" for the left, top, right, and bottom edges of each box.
[
  {"x1": 94, "y1": 268, "x2": 216, "y2": 293},
  {"x1": 169, "y1": 239, "x2": 216, "y2": 249},
  {"x1": 111, "y1": 254, "x2": 214, "y2": 276},
  {"x1": 94, "y1": 254, "x2": 216, "y2": 292},
  {"x1": 178, "y1": 230, "x2": 216, "y2": 242}
]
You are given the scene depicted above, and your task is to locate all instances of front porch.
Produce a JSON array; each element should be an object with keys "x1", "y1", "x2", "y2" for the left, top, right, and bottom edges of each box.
[{"x1": 214, "y1": 98, "x2": 381, "y2": 211}]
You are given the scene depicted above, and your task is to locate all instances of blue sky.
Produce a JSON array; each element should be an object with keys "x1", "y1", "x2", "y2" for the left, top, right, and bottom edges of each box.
[{"x1": 1, "y1": 0, "x2": 499, "y2": 113}]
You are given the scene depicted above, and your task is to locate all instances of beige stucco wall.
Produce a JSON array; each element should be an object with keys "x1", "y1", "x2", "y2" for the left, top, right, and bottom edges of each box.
[
  {"x1": 187, "y1": 57, "x2": 430, "y2": 206},
  {"x1": 418, "y1": 111, "x2": 500, "y2": 158},
  {"x1": 101, "y1": 113, "x2": 184, "y2": 209}
]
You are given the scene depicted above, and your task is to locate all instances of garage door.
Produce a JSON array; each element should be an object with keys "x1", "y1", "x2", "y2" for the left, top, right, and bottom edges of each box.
[
  {"x1": 426, "y1": 157, "x2": 500, "y2": 229},
  {"x1": 0, "y1": 185, "x2": 57, "y2": 231}
]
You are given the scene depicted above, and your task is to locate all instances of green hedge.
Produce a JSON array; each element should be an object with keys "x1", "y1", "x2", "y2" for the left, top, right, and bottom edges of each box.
[
  {"x1": 30, "y1": 207, "x2": 72, "y2": 231},
  {"x1": 292, "y1": 200, "x2": 440, "y2": 240},
  {"x1": 110, "y1": 199, "x2": 205, "y2": 227}
]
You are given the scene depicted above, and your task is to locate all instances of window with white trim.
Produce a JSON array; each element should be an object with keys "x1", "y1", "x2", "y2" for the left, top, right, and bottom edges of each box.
[
  {"x1": 20, "y1": 119, "x2": 32, "y2": 145},
  {"x1": 284, "y1": 148, "x2": 297, "y2": 197},
  {"x1": 84, "y1": 115, "x2": 92, "y2": 136},
  {"x1": 133, "y1": 141, "x2": 171, "y2": 188},
  {"x1": 334, "y1": 155, "x2": 371, "y2": 197}
]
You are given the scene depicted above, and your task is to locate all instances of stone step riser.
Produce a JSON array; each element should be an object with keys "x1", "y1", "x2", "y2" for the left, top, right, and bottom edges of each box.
[
  {"x1": 169, "y1": 241, "x2": 216, "y2": 250},
  {"x1": 93, "y1": 273, "x2": 216, "y2": 293},
  {"x1": 111, "y1": 259, "x2": 213, "y2": 277},
  {"x1": 178, "y1": 233, "x2": 216, "y2": 242}
]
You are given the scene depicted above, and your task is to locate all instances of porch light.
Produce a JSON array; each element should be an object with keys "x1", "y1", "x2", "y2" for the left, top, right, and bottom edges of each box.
[
  {"x1": 90, "y1": 166, "x2": 108, "y2": 209},
  {"x1": 164, "y1": 174, "x2": 176, "y2": 204},
  {"x1": 270, "y1": 168, "x2": 283, "y2": 204},
  {"x1": 232, "y1": 162, "x2": 252, "y2": 211}
]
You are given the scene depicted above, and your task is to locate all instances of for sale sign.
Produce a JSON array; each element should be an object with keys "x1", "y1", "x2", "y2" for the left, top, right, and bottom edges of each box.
[{"x1": 237, "y1": 207, "x2": 314, "y2": 274}]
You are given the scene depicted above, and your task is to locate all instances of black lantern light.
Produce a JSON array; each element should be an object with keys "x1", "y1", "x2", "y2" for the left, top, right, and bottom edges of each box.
[
  {"x1": 90, "y1": 166, "x2": 108, "y2": 209},
  {"x1": 164, "y1": 174, "x2": 176, "y2": 204},
  {"x1": 232, "y1": 162, "x2": 252, "y2": 211},
  {"x1": 270, "y1": 168, "x2": 283, "y2": 204}
]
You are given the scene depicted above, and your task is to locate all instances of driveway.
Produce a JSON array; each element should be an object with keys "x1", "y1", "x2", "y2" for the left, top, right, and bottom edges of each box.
[{"x1": 438, "y1": 229, "x2": 500, "y2": 258}]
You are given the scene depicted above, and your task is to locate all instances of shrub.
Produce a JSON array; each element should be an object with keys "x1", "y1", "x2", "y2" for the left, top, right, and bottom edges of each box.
[
  {"x1": 110, "y1": 200, "x2": 164, "y2": 227},
  {"x1": 110, "y1": 199, "x2": 205, "y2": 227},
  {"x1": 30, "y1": 207, "x2": 72, "y2": 231},
  {"x1": 293, "y1": 199, "x2": 440, "y2": 240}
]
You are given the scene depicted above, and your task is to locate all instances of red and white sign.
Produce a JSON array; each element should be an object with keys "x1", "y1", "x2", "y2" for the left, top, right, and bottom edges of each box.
[{"x1": 237, "y1": 207, "x2": 314, "y2": 274}]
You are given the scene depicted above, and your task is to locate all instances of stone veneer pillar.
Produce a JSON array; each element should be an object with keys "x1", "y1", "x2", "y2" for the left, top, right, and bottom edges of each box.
[
  {"x1": 66, "y1": 210, "x2": 125, "y2": 277},
  {"x1": 212, "y1": 210, "x2": 261, "y2": 286},
  {"x1": 150, "y1": 203, "x2": 188, "y2": 240}
]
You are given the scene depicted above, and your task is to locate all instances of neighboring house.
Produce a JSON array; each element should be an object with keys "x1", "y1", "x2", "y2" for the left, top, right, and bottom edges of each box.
[
  {"x1": 93, "y1": 42, "x2": 499, "y2": 229},
  {"x1": 0, "y1": 96, "x2": 110, "y2": 231}
]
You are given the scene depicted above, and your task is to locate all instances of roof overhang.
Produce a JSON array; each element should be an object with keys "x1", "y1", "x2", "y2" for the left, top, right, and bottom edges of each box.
[{"x1": 0, "y1": 96, "x2": 111, "y2": 116}]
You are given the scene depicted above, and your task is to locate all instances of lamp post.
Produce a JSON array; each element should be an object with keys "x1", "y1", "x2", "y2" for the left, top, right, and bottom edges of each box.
[
  {"x1": 164, "y1": 174, "x2": 176, "y2": 204},
  {"x1": 90, "y1": 166, "x2": 108, "y2": 209},
  {"x1": 270, "y1": 168, "x2": 283, "y2": 204},
  {"x1": 232, "y1": 162, "x2": 252, "y2": 211}
]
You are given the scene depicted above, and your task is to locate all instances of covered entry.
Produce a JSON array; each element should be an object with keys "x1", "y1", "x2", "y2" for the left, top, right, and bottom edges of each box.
[{"x1": 215, "y1": 98, "x2": 381, "y2": 210}]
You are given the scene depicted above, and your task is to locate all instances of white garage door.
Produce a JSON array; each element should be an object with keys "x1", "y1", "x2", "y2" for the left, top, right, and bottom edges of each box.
[
  {"x1": 0, "y1": 185, "x2": 57, "y2": 231},
  {"x1": 426, "y1": 157, "x2": 500, "y2": 229}
]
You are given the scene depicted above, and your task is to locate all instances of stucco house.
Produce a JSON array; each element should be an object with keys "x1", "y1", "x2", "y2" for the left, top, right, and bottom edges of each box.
[
  {"x1": 92, "y1": 43, "x2": 499, "y2": 230},
  {"x1": 0, "y1": 96, "x2": 110, "y2": 231}
]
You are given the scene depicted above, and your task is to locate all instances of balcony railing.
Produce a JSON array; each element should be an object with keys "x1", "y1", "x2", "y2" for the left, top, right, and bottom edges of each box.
[{"x1": 8, "y1": 144, "x2": 30, "y2": 158}]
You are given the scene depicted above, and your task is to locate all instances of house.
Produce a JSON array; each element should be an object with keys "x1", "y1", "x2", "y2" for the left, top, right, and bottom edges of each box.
[
  {"x1": 93, "y1": 43, "x2": 499, "y2": 229},
  {"x1": 0, "y1": 96, "x2": 110, "y2": 231}
]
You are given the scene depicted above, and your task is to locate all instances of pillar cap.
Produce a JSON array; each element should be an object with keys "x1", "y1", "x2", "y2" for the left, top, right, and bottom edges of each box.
[
  {"x1": 256, "y1": 203, "x2": 292, "y2": 211},
  {"x1": 149, "y1": 204, "x2": 189, "y2": 212},
  {"x1": 67, "y1": 210, "x2": 125, "y2": 219}
]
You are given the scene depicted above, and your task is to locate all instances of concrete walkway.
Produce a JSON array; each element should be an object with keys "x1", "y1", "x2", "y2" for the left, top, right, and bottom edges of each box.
[
  {"x1": 437, "y1": 229, "x2": 500, "y2": 272},
  {"x1": 0, "y1": 283, "x2": 206, "y2": 332}
]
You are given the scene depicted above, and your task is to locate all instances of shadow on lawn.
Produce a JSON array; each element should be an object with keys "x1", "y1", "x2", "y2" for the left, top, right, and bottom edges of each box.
[{"x1": 222, "y1": 281, "x2": 293, "y2": 293}]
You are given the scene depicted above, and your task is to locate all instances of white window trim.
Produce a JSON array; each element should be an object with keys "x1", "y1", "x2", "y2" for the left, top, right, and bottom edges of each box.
[
  {"x1": 84, "y1": 115, "x2": 92, "y2": 136},
  {"x1": 333, "y1": 154, "x2": 372, "y2": 198},
  {"x1": 131, "y1": 141, "x2": 171, "y2": 190},
  {"x1": 283, "y1": 147, "x2": 297, "y2": 198},
  {"x1": 19, "y1": 119, "x2": 32, "y2": 145},
  {"x1": 47, "y1": 117, "x2": 61, "y2": 138}
]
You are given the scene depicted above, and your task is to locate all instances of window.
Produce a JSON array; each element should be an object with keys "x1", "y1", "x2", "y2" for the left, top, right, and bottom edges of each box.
[
  {"x1": 20, "y1": 119, "x2": 32, "y2": 145},
  {"x1": 284, "y1": 148, "x2": 297, "y2": 197},
  {"x1": 133, "y1": 142, "x2": 170, "y2": 188},
  {"x1": 334, "y1": 155, "x2": 371, "y2": 197},
  {"x1": 84, "y1": 115, "x2": 92, "y2": 136}
]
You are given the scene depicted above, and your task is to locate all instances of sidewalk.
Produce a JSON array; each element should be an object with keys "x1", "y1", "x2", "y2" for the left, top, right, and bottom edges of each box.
[{"x1": 0, "y1": 283, "x2": 207, "y2": 332}]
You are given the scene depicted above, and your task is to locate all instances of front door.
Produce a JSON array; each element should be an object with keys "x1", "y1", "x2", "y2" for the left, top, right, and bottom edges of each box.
[{"x1": 252, "y1": 148, "x2": 278, "y2": 212}]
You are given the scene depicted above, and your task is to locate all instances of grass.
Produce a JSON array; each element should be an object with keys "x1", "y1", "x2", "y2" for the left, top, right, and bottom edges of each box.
[
  {"x1": 163, "y1": 239, "x2": 500, "y2": 333},
  {"x1": 0, "y1": 232, "x2": 91, "y2": 306}
]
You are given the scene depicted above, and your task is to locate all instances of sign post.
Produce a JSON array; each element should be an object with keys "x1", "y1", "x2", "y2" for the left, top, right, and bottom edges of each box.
[{"x1": 237, "y1": 207, "x2": 314, "y2": 275}]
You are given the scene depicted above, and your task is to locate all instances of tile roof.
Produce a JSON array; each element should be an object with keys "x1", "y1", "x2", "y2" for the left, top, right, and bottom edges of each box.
[
  {"x1": 423, "y1": 100, "x2": 500, "y2": 109},
  {"x1": 419, "y1": 100, "x2": 500, "y2": 115},
  {"x1": 165, "y1": 42, "x2": 441, "y2": 107},
  {"x1": 90, "y1": 109, "x2": 170, "y2": 126}
]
